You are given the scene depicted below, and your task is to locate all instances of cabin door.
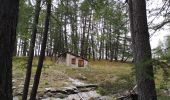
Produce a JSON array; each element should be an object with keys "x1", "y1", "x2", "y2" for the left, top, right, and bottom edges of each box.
[{"x1": 78, "y1": 59, "x2": 84, "y2": 67}]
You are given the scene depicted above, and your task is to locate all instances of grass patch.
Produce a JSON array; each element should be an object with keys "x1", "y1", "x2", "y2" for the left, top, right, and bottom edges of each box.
[
  {"x1": 13, "y1": 57, "x2": 170, "y2": 98},
  {"x1": 12, "y1": 58, "x2": 133, "y2": 95},
  {"x1": 97, "y1": 74, "x2": 135, "y2": 95},
  {"x1": 158, "y1": 96, "x2": 170, "y2": 100}
]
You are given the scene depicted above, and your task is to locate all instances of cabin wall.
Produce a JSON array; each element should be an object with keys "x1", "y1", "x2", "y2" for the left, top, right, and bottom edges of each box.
[
  {"x1": 66, "y1": 54, "x2": 88, "y2": 67},
  {"x1": 66, "y1": 54, "x2": 77, "y2": 67},
  {"x1": 82, "y1": 59, "x2": 88, "y2": 67}
]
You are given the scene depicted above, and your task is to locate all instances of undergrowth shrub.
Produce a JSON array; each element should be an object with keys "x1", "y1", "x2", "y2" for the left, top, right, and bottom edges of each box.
[{"x1": 97, "y1": 74, "x2": 135, "y2": 95}]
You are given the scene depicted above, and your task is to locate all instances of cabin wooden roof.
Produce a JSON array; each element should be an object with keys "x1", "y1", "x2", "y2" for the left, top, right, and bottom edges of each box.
[{"x1": 58, "y1": 52, "x2": 88, "y2": 61}]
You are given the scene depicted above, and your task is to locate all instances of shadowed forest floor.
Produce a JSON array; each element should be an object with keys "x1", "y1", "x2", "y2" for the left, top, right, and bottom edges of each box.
[{"x1": 13, "y1": 57, "x2": 170, "y2": 100}]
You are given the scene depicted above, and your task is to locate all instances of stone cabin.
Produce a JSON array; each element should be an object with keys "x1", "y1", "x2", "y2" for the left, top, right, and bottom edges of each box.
[{"x1": 57, "y1": 52, "x2": 88, "y2": 67}]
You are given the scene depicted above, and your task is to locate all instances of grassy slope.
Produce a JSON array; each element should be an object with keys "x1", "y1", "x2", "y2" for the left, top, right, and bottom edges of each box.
[
  {"x1": 13, "y1": 57, "x2": 132, "y2": 89},
  {"x1": 13, "y1": 57, "x2": 170, "y2": 99}
]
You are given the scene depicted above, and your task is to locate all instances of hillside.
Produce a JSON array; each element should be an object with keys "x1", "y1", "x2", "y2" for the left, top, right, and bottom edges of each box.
[{"x1": 13, "y1": 57, "x2": 170, "y2": 100}]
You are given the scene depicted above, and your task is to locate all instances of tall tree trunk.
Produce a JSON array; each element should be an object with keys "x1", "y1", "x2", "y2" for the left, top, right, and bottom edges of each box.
[
  {"x1": 0, "y1": 0, "x2": 19, "y2": 99},
  {"x1": 30, "y1": 0, "x2": 51, "y2": 99},
  {"x1": 105, "y1": 41, "x2": 108, "y2": 60},
  {"x1": 85, "y1": 14, "x2": 91, "y2": 58},
  {"x1": 88, "y1": 47, "x2": 91, "y2": 59},
  {"x1": 23, "y1": 39, "x2": 27, "y2": 56},
  {"x1": 128, "y1": 0, "x2": 157, "y2": 99},
  {"x1": 121, "y1": 32, "x2": 127, "y2": 62},
  {"x1": 81, "y1": 17, "x2": 87, "y2": 57},
  {"x1": 17, "y1": 39, "x2": 21, "y2": 56},
  {"x1": 109, "y1": 24, "x2": 113, "y2": 62},
  {"x1": 114, "y1": 31, "x2": 120, "y2": 61},
  {"x1": 64, "y1": 0, "x2": 68, "y2": 51},
  {"x1": 22, "y1": 0, "x2": 41, "y2": 99},
  {"x1": 59, "y1": 13, "x2": 65, "y2": 54},
  {"x1": 70, "y1": 15, "x2": 76, "y2": 53},
  {"x1": 73, "y1": 0, "x2": 78, "y2": 54},
  {"x1": 64, "y1": 15, "x2": 68, "y2": 51},
  {"x1": 91, "y1": 34, "x2": 95, "y2": 61},
  {"x1": 13, "y1": 40, "x2": 17, "y2": 56},
  {"x1": 49, "y1": 28, "x2": 53, "y2": 57},
  {"x1": 38, "y1": 32, "x2": 42, "y2": 56}
]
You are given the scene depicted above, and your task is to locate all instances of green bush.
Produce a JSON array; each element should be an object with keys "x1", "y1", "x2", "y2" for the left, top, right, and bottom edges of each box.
[
  {"x1": 97, "y1": 75, "x2": 135, "y2": 95},
  {"x1": 158, "y1": 96, "x2": 170, "y2": 100}
]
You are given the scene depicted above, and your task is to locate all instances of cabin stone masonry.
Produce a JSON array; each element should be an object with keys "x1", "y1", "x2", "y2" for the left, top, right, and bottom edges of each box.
[{"x1": 57, "y1": 52, "x2": 88, "y2": 67}]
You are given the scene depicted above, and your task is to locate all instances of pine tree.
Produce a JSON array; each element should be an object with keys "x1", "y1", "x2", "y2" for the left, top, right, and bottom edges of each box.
[
  {"x1": 128, "y1": 0, "x2": 157, "y2": 99},
  {"x1": 22, "y1": 0, "x2": 42, "y2": 99},
  {"x1": 0, "y1": 0, "x2": 19, "y2": 99},
  {"x1": 30, "y1": 0, "x2": 51, "y2": 99}
]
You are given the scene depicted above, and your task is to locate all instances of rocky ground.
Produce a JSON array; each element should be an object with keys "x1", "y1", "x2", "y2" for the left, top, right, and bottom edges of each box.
[{"x1": 13, "y1": 78, "x2": 114, "y2": 100}]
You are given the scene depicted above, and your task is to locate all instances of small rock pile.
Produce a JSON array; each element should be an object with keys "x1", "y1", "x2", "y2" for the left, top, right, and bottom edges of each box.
[{"x1": 38, "y1": 84, "x2": 99, "y2": 100}]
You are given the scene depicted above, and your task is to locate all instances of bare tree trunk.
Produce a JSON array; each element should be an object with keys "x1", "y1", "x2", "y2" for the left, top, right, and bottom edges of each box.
[
  {"x1": 0, "y1": 0, "x2": 19, "y2": 99},
  {"x1": 85, "y1": 14, "x2": 92, "y2": 58},
  {"x1": 73, "y1": 1, "x2": 79, "y2": 54},
  {"x1": 105, "y1": 42, "x2": 108, "y2": 60},
  {"x1": 128, "y1": 0, "x2": 157, "y2": 99},
  {"x1": 114, "y1": 31, "x2": 120, "y2": 61},
  {"x1": 13, "y1": 40, "x2": 17, "y2": 56},
  {"x1": 23, "y1": 39, "x2": 27, "y2": 56},
  {"x1": 22, "y1": 0, "x2": 41, "y2": 99},
  {"x1": 59, "y1": 13, "x2": 65, "y2": 54},
  {"x1": 64, "y1": 15, "x2": 68, "y2": 51},
  {"x1": 17, "y1": 39, "x2": 22, "y2": 56},
  {"x1": 121, "y1": 32, "x2": 127, "y2": 62},
  {"x1": 91, "y1": 34, "x2": 95, "y2": 61},
  {"x1": 81, "y1": 17, "x2": 87, "y2": 57},
  {"x1": 109, "y1": 24, "x2": 114, "y2": 62},
  {"x1": 63, "y1": 0, "x2": 68, "y2": 51},
  {"x1": 38, "y1": 32, "x2": 42, "y2": 56},
  {"x1": 30, "y1": 0, "x2": 51, "y2": 99}
]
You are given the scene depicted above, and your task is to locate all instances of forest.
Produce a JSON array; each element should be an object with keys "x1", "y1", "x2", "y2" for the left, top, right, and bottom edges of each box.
[{"x1": 0, "y1": 0, "x2": 170, "y2": 100}]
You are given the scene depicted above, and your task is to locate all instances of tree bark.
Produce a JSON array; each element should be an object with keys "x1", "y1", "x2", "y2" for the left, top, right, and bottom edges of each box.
[
  {"x1": 121, "y1": 32, "x2": 127, "y2": 62},
  {"x1": 23, "y1": 39, "x2": 28, "y2": 56},
  {"x1": 13, "y1": 40, "x2": 18, "y2": 56},
  {"x1": 114, "y1": 31, "x2": 120, "y2": 61},
  {"x1": 22, "y1": 0, "x2": 41, "y2": 99},
  {"x1": 128, "y1": 0, "x2": 157, "y2": 99},
  {"x1": 81, "y1": 17, "x2": 87, "y2": 57},
  {"x1": 85, "y1": 14, "x2": 92, "y2": 58},
  {"x1": 0, "y1": 0, "x2": 19, "y2": 99},
  {"x1": 91, "y1": 34, "x2": 95, "y2": 61},
  {"x1": 30, "y1": 0, "x2": 51, "y2": 99}
]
